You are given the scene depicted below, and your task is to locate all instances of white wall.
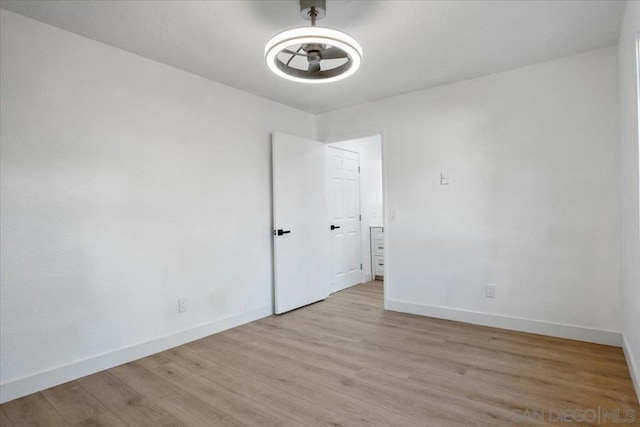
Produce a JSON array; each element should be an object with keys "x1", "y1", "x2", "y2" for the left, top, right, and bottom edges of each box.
[
  {"x1": 318, "y1": 47, "x2": 622, "y2": 345},
  {"x1": 328, "y1": 136, "x2": 383, "y2": 282},
  {"x1": 618, "y1": 0, "x2": 640, "y2": 402},
  {"x1": 0, "y1": 10, "x2": 315, "y2": 402}
]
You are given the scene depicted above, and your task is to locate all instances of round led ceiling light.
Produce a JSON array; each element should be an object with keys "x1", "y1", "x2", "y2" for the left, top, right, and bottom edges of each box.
[{"x1": 264, "y1": 0, "x2": 363, "y2": 84}]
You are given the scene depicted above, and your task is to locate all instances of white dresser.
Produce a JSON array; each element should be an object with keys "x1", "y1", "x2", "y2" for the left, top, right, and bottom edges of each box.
[{"x1": 370, "y1": 227, "x2": 384, "y2": 280}]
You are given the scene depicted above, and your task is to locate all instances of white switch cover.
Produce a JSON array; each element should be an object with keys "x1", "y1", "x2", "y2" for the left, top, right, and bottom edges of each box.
[
  {"x1": 440, "y1": 172, "x2": 450, "y2": 185},
  {"x1": 390, "y1": 209, "x2": 397, "y2": 221}
]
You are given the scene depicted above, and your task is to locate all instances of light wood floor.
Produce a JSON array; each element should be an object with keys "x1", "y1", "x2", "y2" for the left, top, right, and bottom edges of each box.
[{"x1": 1, "y1": 281, "x2": 638, "y2": 426}]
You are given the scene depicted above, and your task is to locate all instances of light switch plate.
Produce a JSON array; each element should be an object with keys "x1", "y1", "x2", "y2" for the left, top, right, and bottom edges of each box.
[{"x1": 440, "y1": 172, "x2": 450, "y2": 185}]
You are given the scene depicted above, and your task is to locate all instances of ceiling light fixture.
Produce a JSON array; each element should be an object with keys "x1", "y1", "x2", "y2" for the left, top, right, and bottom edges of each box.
[{"x1": 264, "y1": 0, "x2": 363, "y2": 84}]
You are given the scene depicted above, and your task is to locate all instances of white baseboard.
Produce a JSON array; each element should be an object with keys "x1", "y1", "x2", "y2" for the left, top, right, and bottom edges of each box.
[
  {"x1": 622, "y1": 333, "x2": 640, "y2": 404},
  {"x1": 0, "y1": 305, "x2": 272, "y2": 404},
  {"x1": 385, "y1": 299, "x2": 621, "y2": 347}
]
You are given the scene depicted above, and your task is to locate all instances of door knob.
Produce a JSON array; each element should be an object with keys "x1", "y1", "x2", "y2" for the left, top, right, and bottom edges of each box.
[
  {"x1": 274, "y1": 229, "x2": 291, "y2": 236},
  {"x1": 330, "y1": 225, "x2": 341, "y2": 230}
]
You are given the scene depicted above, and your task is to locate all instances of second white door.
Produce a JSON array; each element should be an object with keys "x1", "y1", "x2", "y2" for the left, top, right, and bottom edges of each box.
[{"x1": 327, "y1": 146, "x2": 361, "y2": 293}]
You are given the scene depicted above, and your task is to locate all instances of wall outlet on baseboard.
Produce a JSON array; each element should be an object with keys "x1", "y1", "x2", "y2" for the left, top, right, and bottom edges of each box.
[
  {"x1": 179, "y1": 297, "x2": 188, "y2": 313},
  {"x1": 484, "y1": 284, "x2": 496, "y2": 299}
]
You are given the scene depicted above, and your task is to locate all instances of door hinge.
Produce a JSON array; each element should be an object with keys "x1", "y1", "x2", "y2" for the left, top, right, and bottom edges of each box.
[
  {"x1": 358, "y1": 166, "x2": 360, "y2": 173},
  {"x1": 359, "y1": 214, "x2": 362, "y2": 221},
  {"x1": 360, "y1": 264, "x2": 363, "y2": 270}
]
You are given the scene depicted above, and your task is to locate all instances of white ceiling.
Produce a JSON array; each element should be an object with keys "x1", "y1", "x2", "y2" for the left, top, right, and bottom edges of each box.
[{"x1": 0, "y1": 0, "x2": 626, "y2": 114}]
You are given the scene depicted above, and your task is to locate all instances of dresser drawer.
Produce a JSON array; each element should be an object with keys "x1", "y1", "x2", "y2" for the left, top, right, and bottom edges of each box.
[
  {"x1": 374, "y1": 239, "x2": 384, "y2": 256},
  {"x1": 374, "y1": 256, "x2": 385, "y2": 273},
  {"x1": 370, "y1": 227, "x2": 384, "y2": 279},
  {"x1": 373, "y1": 228, "x2": 384, "y2": 240}
]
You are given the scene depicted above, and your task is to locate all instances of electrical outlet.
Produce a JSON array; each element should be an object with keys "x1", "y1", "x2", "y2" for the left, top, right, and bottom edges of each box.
[
  {"x1": 179, "y1": 297, "x2": 188, "y2": 313},
  {"x1": 484, "y1": 285, "x2": 496, "y2": 299}
]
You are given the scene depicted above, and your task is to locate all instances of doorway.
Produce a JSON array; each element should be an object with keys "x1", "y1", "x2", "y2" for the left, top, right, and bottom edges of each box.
[
  {"x1": 271, "y1": 132, "x2": 385, "y2": 314},
  {"x1": 327, "y1": 135, "x2": 384, "y2": 293}
]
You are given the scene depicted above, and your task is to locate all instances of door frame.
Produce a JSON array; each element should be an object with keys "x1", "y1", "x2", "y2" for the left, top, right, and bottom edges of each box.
[
  {"x1": 326, "y1": 145, "x2": 363, "y2": 292},
  {"x1": 321, "y1": 130, "x2": 389, "y2": 308}
]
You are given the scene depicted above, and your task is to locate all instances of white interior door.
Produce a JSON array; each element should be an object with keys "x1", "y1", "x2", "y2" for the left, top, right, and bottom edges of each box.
[
  {"x1": 272, "y1": 132, "x2": 329, "y2": 314},
  {"x1": 327, "y1": 146, "x2": 361, "y2": 293}
]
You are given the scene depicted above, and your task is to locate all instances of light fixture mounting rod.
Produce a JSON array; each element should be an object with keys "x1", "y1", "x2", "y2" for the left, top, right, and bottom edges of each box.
[
  {"x1": 300, "y1": 0, "x2": 326, "y2": 22},
  {"x1": 310, "y1": 7, "x2": 317, "y2": 26}
]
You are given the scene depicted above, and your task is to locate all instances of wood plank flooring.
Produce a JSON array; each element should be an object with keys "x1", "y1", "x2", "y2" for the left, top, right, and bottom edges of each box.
[{"x1": 1, "y1": 281, "x2": 638, "y2": 426}]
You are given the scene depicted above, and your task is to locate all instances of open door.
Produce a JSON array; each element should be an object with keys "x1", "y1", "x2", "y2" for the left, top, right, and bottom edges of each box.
[
  {"x1": 327, "y1": 146, "x2": 361, "y2": 292},
  {"x1": 272, "y1": 132, "x2": 329, "y2": 314}
]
